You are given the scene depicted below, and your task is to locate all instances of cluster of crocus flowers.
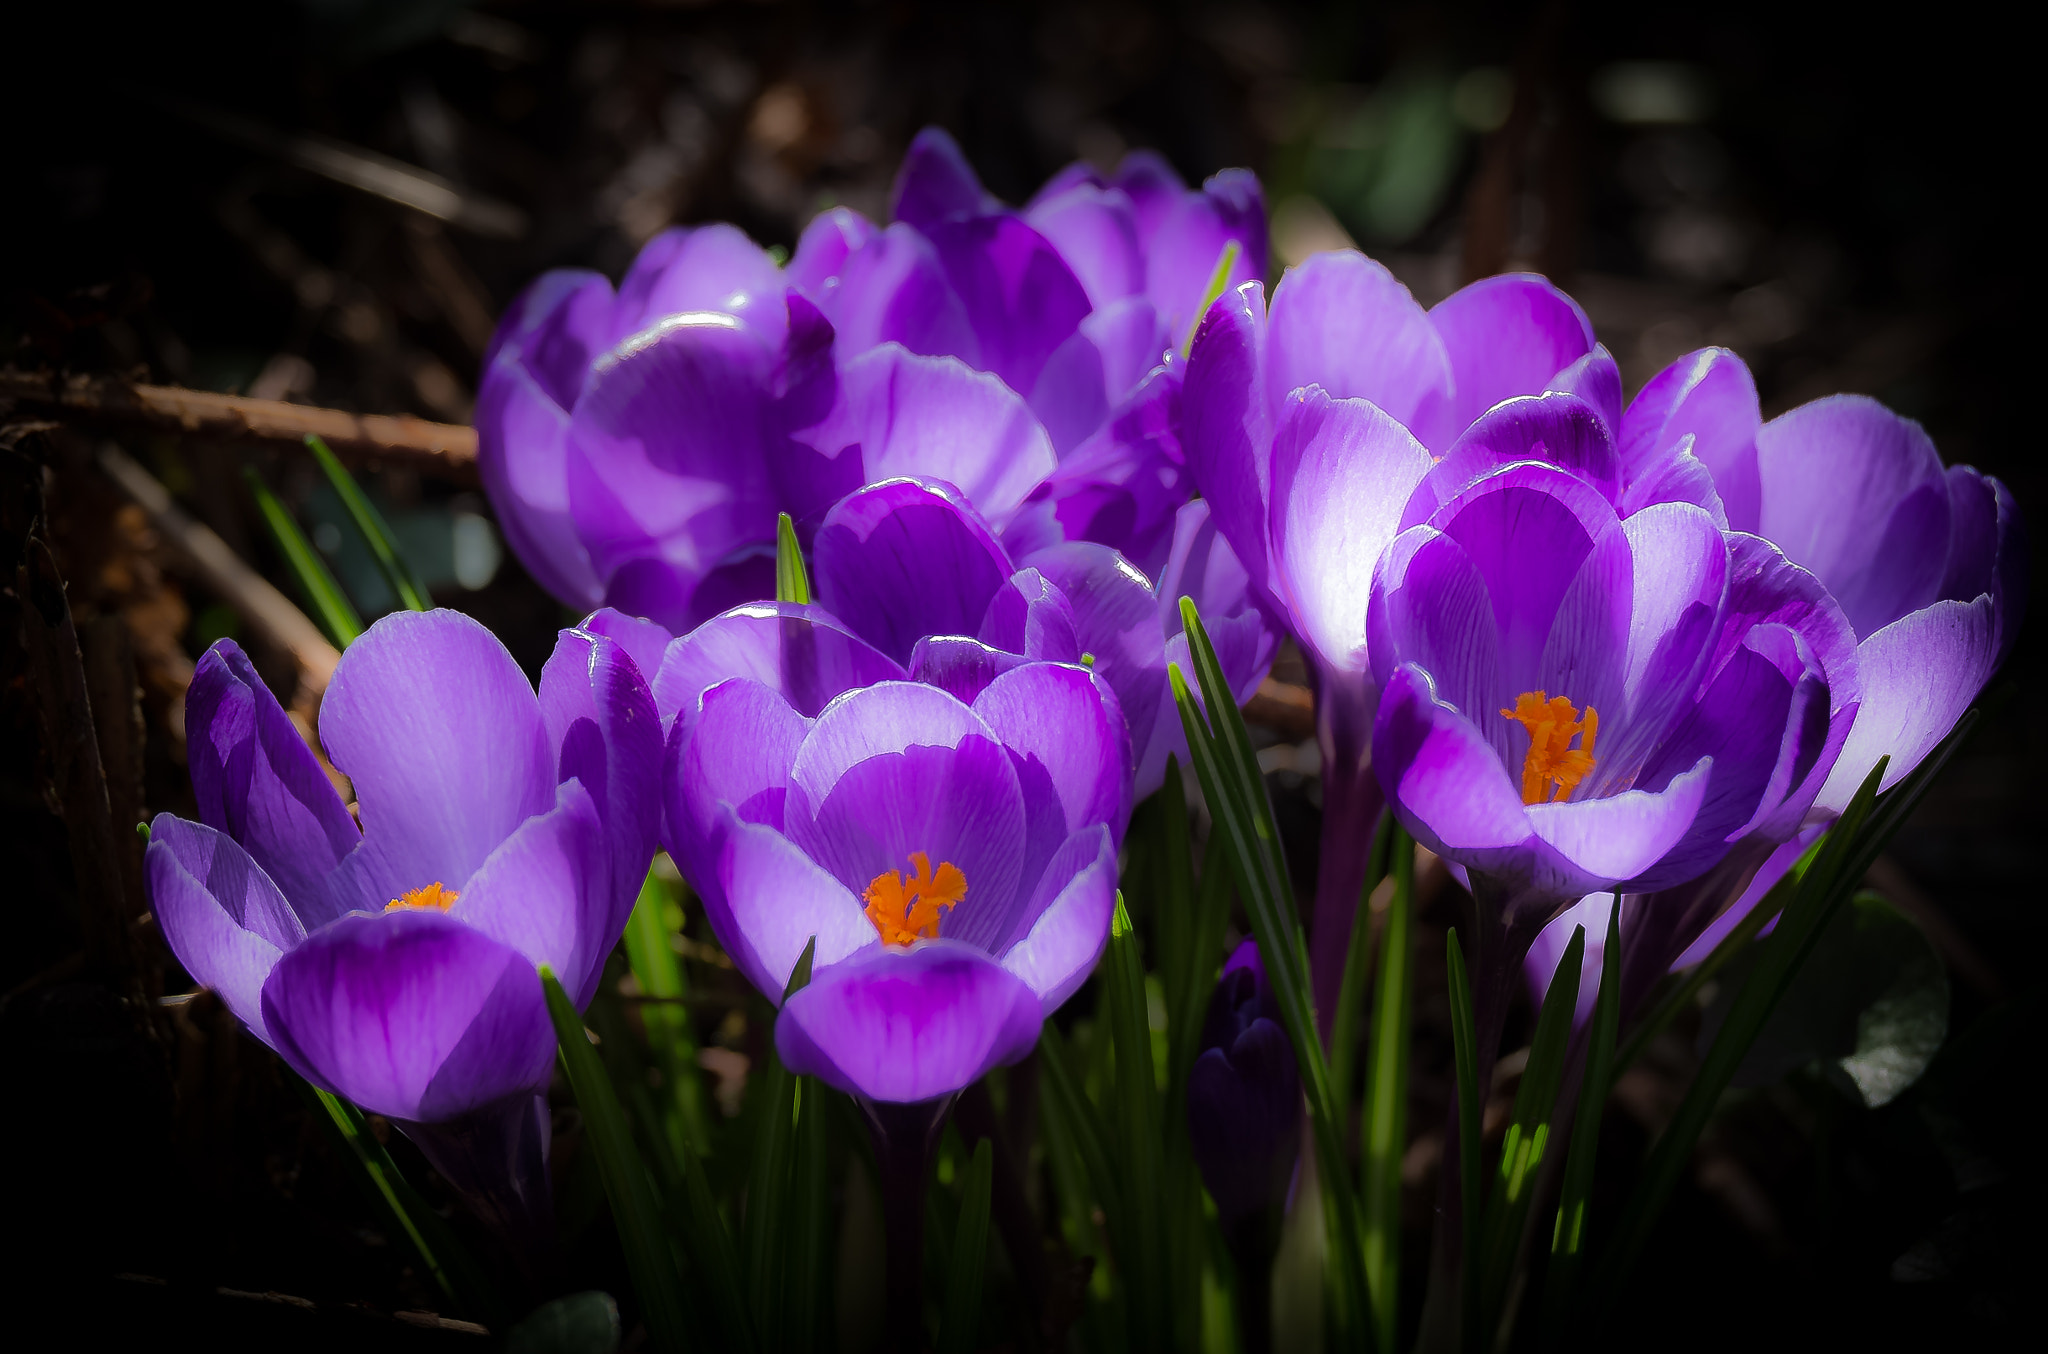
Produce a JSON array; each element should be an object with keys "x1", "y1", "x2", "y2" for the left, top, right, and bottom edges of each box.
[{"x1": 148, "y1": 611, "x2": 661, "y2": 1241}]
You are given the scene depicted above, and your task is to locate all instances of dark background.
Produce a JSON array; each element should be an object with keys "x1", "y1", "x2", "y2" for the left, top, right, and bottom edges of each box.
[{"x1": 3, "y1": 2, "x2": 2039, "y2": 1349}]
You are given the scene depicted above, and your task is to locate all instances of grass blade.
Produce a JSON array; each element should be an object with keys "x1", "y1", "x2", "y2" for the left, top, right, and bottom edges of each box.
[
  {"x1": 1361, "y1": 824, "x2": 1415, "y2": 1352},
  {"x1": 1182, "y1": 239, "x2": 1243, "y2": 358},
  {"x1": 775, "y1": 511, "x2": 811, "y2": 604},
  {"x1": 1475, "y1": 926, "x2": 1584, "y2": 1338},
  {"x1": 1038, "y1": 1020, "x2": 1125, "y2": 1274},
  {"x1": 244, "y1": 468, "x2": 362, "y2": 647},
  {"x1": 1446, "y1": 926, "x2": 1483, "y2": 1333},
  {"x1": 937, "y1": 1138, "x2": 995, "y2": 1354},
  {"x1": 1541, "y1": 898, "x2": 1622, "y2": 1343},
  {"x1": 1332, "y1": 809, "x2": 1395, "y2": 1126},
  {"x1": 305, "y1": 433, "x2": 430, "y2": 611},
  {"x1": 744, "y1": 938, "x2": 818, "y2": 1348},
  {"x1": 620, "y1": 871, "x2": 713, "y2": 1164},
  {"x1": 541, "y1": 964, "x2": 688, "y2": 1353},
  {"x1": 1105, "y1": 894, "x2": 1166, "y2": 1352},
  {"x1": 787, "y1": 1078, "x2": 833, "y2": 1352}
]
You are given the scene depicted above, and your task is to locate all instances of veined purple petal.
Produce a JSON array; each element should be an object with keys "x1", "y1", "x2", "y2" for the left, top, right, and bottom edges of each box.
[
  {"x1": 788, "y1": 206, "x2": 879, "y2": 302},
  {"x1": 907, "y1": 636, "x2": 1036, "y2": 706},
  {"x1": 1026, "y1": 183, "x2": 1145, "y2": 310},
  {"x1": 695, "y1": 805, "x2": 875, "y2": 1004},
  {"x1": 1147, "y1": 169, "x2": 1267, "y2": 343},
  {"x1": 147, "y1": 815, "x2": 299, "y2": 1046},
  {"x1": 776, "y1": 941, "x2": 1043, "y2": 1103},
  {"x1": 611, "y1": 223, "x2": 788, "y2": 351},
  {"x1": 1525, "y1": 755, "x2": 1713, "y2": 892},
  {"x1": 186, "y1": 639, "x2": 360, "y2": 928},
  {"x1": 798, "y1": 345, "x2": 1056, "y2": 527},
  {"x1": 1268, "y1": 388, "x2": 1434, "y2": 674},
  {"x1": 1816, "y1": 595, "x2": 1998, "y2": 811},
  {"x1": 261, "y1": 910, "x2": 556, "y2": 1123},
  {"x1": 999, "y1": 825, "x2": 1118, "y2": 1012},
  {"x1": 1373, "y1": 663, "x2": 1535, "y2": 875},
  {"x1": 1617, "y1": 435, "x2": 1729, "y2": 525},
  {"x1": 978, "y1": 569, "x2": 1083, "y2": 662},
  {"x1": 1265, "y1": 251, "x2": 1452, "y2": 441},
  {"x1": 484, "y1": 267, "x2": 611, "y2": 395},
  {"x1": 1014, "y1": 362, "x2": 1186, "y2": 576},
  {"x1": 566, "y1": 313, "x2": 780, "y2": 628},
  {"x1": 652, "y1": 602, "x2": 904, "y2": 734},
  {"x1": 891, "y1": 127, "x2": 996, "y2": 229},
  {"x1": 1182, "y1": 280, "x2": 1275, "y2": 599},
  {"x1": 1546, "y1": 345, "x2": 1623, "y2": 436},
  {"x1": 579, "y1": 607, "x2": 676, "y2": 692},
  {"x1": 670, "y1": 677, "x2": 810, "y2": 839},
  {"x1": 1755, "y1": 394, "x2": 1950, "y2": 637},
  {"x1": 539, "y1": 627, "x2": 663, "y2": 933},
  {"x1": 1410, "y1": 393, "x2": 1623, "y2": 521},
  {"x1": 1023, "y1": 541, "x2": 1173, "y2": 791},
  {"x1": 813, "y1": 479, "x2": 1016, "y2": 664},
  {"x1": 1620, "y1": 348, "x2": 1761, "y2": 532},
  {"x1": 451, "y1": 779, "x2": 611, "y2": 1009},
  {"x1": 925, "y1": 213, "x2": 1093, "y2": 397},
  {"x1": 972, "y1": 661, "x2": 1133, "y2": 843},
  {"x1": 1427, "y1": 273, "x2": 1595, "y2": 446},
  {"x1": 321, "y1": 611, "x2": 553, "y2": 906},
  {"x1": 1366, "y1": 527, "x2": 1502, "y2": 747},
  {"x1": 1523, "y1": 892, "x2": 1613, "y2": 1028},
  {"x1": 817, "y1": 223, "x2": 981, "y2": 375}
]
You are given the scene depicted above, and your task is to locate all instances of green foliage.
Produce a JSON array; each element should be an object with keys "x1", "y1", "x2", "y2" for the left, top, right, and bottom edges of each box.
[
  {"x1": 775, "y1": 511, "x2": 811, "y2": 605},
  {"x1": 305, "y1": 433, "x2": 431, "y2": 611},
  {"x1": 244, "y1": 467, "x2": 363, "y2": 647},
  {"x1": 936, "y1": 1139, "x2": 993, "y2": 1354}
]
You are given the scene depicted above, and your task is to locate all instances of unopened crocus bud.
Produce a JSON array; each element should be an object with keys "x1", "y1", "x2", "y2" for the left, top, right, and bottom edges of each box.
[{"x1": 1187, "y1": 940, "x2": 1302, "y2": 1227}]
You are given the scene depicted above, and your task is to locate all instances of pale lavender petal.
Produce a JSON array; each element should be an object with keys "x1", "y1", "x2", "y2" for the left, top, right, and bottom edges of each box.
[
  {"x1": 1523, "y1": 892, "x2": 1613, "y2": 1026},
  {"x1": 695, "y1": 805, "x2": 875, "y2": 1004},
  {"x1": 1268, "y1": 388, "x2": 1434, "y2": 674},
  {"x1": 999, "y1": 825, "x2": 1118, "y2": 1011},
  {"x1": 1026, "y1": 183, "x2": 1145, "y2": 310},
  {"x1": 1428, "y1": 273, "x2": 1596, "y2": 444},
  {"x1": 1373, "y1": 663, "x2": 1534, "y2": 876},
  {"x1": 798, "y1": 345, "x2": 1057, "y2": 526},
  {"x1": 925, "y1": 213, "x2": 1094, "y2": 396},
  {"x1": 1547, "y1": 345, "x2": 1622, "y2": 435},
  {"x1": 652, "y1": 602, "x2": 903, "y2": 734},
  {"x1": 891, "y1": 127, "x2": 994, "y2": 229},
  {"x1": 788, "y1": 206, "x2": 879, "y2": 302},
  {"x1": 813, "y1": 479, "x2": 1016, "y2": 664},
  {"x1": 776, "y1": 941, "x2": 1043, "y2": 1102},
  {"x1": 1408, "y1": 392, "x2": 1623, "y2": 523},
  {"x1": 1082, "y1": 297, "x2": 1173, "y2": 406},
  {"x1": 1365, "y1": 528, "x2": 1501, "y2": 746},
  {"x1": 1022, "y1": 542, "x2": 1173, "y2": 790},
  {"x1": 1181, "y1": 280, "x2": 1274, "y2": 597},
  {"x1": 1618, "y1": 435, "x2": 1729, "y2": 526},
  {"x1": 1014, "y1": 363, "x2": 1187, "y2": 576},
  {"x1": 972, "y1": 662, "x2": 1133, "y2": 841},
  {"x1": 1028, "y1": 299, "x2": 1169, "y2": 457},
  {"x1": 1619, "y1": 348, "x2": 1761, "y2": 531},
  {"x1": 1525, "y1": 755, "x2": 1712, "y2": 891},
  {"x1": 539, "y1": 626, "x2": 663, "y2": 926},
  {"x1": 667, "y1": 677, "x2": 811, "y2": 873},
  {"x1": 147, "y1": 815, "x2": 299, "y2": 1045},
  {"x1": 1755, "y1": 394, "x2": 1950, "y2": 636},
  {"x1": 321, "y1": 611, "x2": 553, "y2": 905},
  {"x1": 452, "y1": 779, "x2": 612, "y2": 1008},
  {"x1": 1815, "y1": 596, "x2": 1998, "y2": 811},
  {"x1": 262, "y1": 910, "x2": 556, "y2": 1123},
  {"x1": 1264, "y1": 251, "x2": 1451, "y2": 441},
  {"x1": 1028, "y1": 161, "x2": 1105, "y2": 210},
  {"x1": 185, "y1": 639, "x2": 360, "y2": 928},
  {"x1": 611, "y1": 223, "x2": 789, "y2": 350},
  {"x1": 484, "y1": 267, "x2": 610, "y2": 395}
]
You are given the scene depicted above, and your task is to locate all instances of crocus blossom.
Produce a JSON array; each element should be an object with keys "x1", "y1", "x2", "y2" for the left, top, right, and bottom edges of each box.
[
  {"x1": 1187, "y1": 940, "x2": 1301, "y2": 1229},
  {"x1": 147, "y1": 610, "x2": 660, "y2": 1239},
  {"x1": 1368, "y1": 459, "x2": 1860, "y2": 1049},
  {"x1": 660, "y1": 650, "x2": 1133, "y2": 1104},
  {"x1": 1181, "y1": 254, "x2": 1611, "y2": 1030}
]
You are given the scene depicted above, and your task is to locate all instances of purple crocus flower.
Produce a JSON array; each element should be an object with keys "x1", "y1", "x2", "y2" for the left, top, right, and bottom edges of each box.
[
  {"x1": 1182, "y1": 254, "x2": 1615, "y2": 1034},
  {"x1": 803, "y1": 476, "x2": 1275, "y2": 799},
  {"x1": 146, "y1": 610, "x2": 660, "y2": 1242},
  {"x1": 1367, "y1": 459, "x2": 1860, "y2": 1053},
  {"x1": 1188, "y1": 941, "x2": 1302, "y2": 1226}
]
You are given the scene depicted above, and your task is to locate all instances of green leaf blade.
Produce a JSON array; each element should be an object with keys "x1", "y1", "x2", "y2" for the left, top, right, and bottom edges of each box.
[
  {"x1": 774, "y1": 511, "x2": 811, "y2": 604},
  {"x1": 1360, "y1": 824, "x2": 1415, "y2": 1352},
  {"x1": 937, "y1": 1138, "x2": 994, "y2": 1354},
  {"x1": 245, "y1": 467, "x2": 362, "y2": 648},
  {"x1": 305, "y1": 434, "x2": 431, "y2": 612}
]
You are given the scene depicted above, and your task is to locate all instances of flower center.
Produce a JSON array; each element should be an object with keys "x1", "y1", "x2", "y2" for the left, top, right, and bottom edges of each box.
[
  {"x1": 1501, "y1": 691, "x2": 1599, "y2": 805},
  {"x1": 863, "y1": 852, "x2": 968, "y2": 946},
  {"x1": 386, "y1": 882, "x2": 459, "y2": 912}
]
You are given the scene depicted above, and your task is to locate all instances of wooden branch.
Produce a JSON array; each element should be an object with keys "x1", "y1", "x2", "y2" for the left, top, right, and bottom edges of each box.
[
  {"x1": 95, "y1": 443, "x2": 342, "y2": 700},
  {"x1": 2, "y1": 369, "x2": 477, "y2": 480}
]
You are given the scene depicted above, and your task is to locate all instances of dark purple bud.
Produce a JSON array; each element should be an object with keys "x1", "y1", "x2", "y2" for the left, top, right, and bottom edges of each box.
[{"x1": 1186, "y1": 940, "x2": 1302, "y2": 1226}]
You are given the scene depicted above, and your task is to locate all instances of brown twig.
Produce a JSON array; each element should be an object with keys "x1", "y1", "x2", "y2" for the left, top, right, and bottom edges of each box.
[
  {"x1": 1245, "y1": 676, "x2": 1316, "y2": 741},
  {"x1": 1, "y1": 368, "x2": 477, "y2": 480},
  {"x1": 94, "y1": 442, "x2": 341, "y2": 700}
]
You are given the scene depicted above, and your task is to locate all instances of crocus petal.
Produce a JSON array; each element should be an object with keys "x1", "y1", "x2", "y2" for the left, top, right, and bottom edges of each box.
[
  {"x1": 1268, "y1": 388, "x2": 1434, "y2": 674},
  {"x1": 1182, "y1": 280, "x2": 1275, "y2": 599},
  {"x1": 788, "y1": 206, "x2": 879, "y2": 302},
  {"x1": 579, "y1": 607, "x2": 676, "y2": 691},
  {"x1": 776, "y1": 941, "x2": 1043, "y2": 1103},
  {"x1": 818, "y1": 223, "x2": 981, "y2": 378},
  {"x1": 666, "y1": 677, "x2": 811, "y2": 878},
  {"x1": 1755, "y1": 394, "x2": 1951, "y2": 637},
  {"x1": 1620, "y1": 348, "x2": 1761, "y2": 531},
  {"x1": 185, "y1": 639, "x2": 360, "y2": 928},
  {"x1": 813, "y1": 479, "x2": 1016, "y2": 664},
  {"x1": 1523, "y1": 892, "x2": 1613, "y2": 1027},
  {"x1": 907, "y1": 636, "x2": 1036, "y2": 706},
  {"x1": 262, "y1": 910, "x2": 556, "y2": 1124},
  {"x1": 146, "y1": 815, "x2": 300, "y2": 1045},
  {"x1": 1264, "y1": 251, "x2": 1452, "y2": 440},
  {"x1": 1527, "y1": 755, "x2": 1714, "y2": 893},
  {"x1": 798, "y1": 344, "x2": 1056, "y2": 527},
  {"x1": 1546, "y1": 345, "x2": 1623, "y2": 436},
  {"x1": 1014, "y1": 362, "x2": 1186, "y2": 575},
  {"x1": 611, "y1": 223, "x2": 789, "y2": 350},
  {"x1": 539, "y1": 627, "x2": 663, "y2": 929},
  {"x1": 321, "y1": 611, "x2": 554, "y2": 905},
  {"x1": 1407, "y1": 392, "x2": 1622, "y2": 524},
  {"x1": 1146, "y1": 169, "x2": 1267, "y2": 343},
  {"x1": 1019, "y1": 541, "x2": 1174, "y2": 790},
  {"x1": 999, "y1": 825, "x2": 1118, "y2": 1011},
  {"x1": 1617, "y1": 435, "x2": 1729, "y2": 526},
  {"x1": 972, "y1": 661, "x2": 1133, "y2": 843},
  {"x1": 891, "y1": 126, "x2": 995, "y2": 229},
  {"x1": 696, "y1": 808, "x2": 875, "y2": 1004},
  {"x1": 452, "y1": 779, "x2": 612, "y2": 1009},
  {"x1": 1112, "y1": 149, "x2": 1187, "y2": 242},
  {"x1": 566, "y1": 313, "x2": 779, "y2": 630},
  {"x1": 1373, "y1": 663, "x2": 1534, "y2": 873},
  {"x1": 1366, "y1": 527, "x2": 1501, "y2": 744},
  {"x1": 1427, "y1": 273, "x2": 1596, "y2": 447},
  {"x1": 978, "y1": 569, "x2": 1083, "y2": 662},
  {"x1": 1816, "y1": 595, "x2": 1998, "y2": 811},
  {"x1": 1026, "y1": 183, "x2": 1145, "y2": 310},
  {"x1": 652, "y1": 602, "x2": 904, "y2": 734},
  {"x1": 925, "y1": 213, "x2": 1094, "y2": 397}
]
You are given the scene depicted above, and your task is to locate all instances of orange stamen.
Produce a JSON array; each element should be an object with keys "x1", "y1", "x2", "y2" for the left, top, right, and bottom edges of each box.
[
  {"x1": 863, "y1": 851, "x2": 968, "y2": 946},
  {"x1": 1500, "y1": 692, "x2": 1600, "y2": 805},
  {"x1": 386, "y1": 881, "x2": 459, "y2": 912}
]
